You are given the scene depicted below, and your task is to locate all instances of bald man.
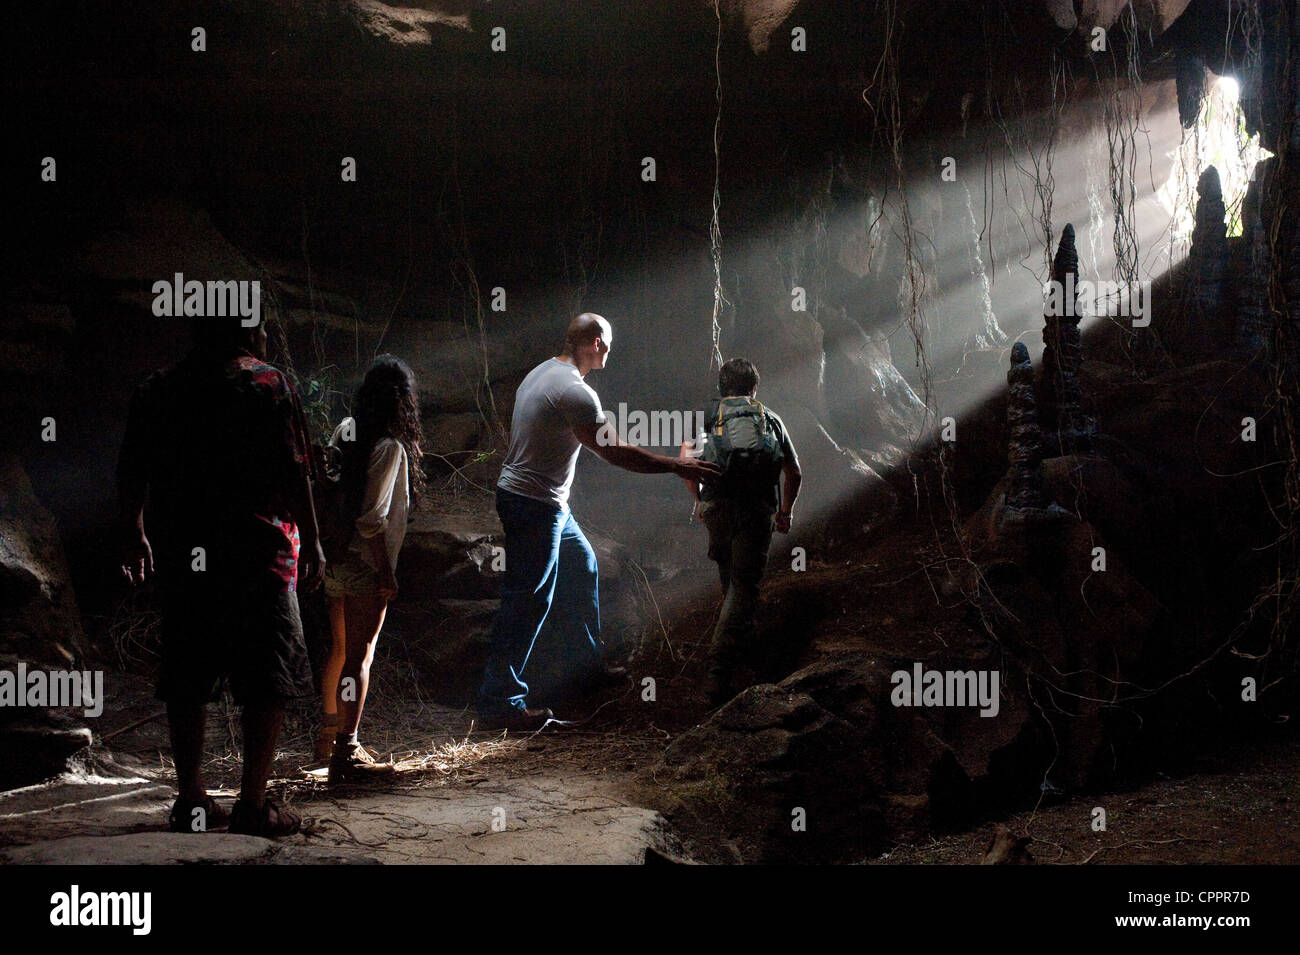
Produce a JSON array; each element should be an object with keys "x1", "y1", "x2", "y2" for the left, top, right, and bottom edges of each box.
[{"x1": 478, "y1": 313, "x2": 720, "y2": 729}]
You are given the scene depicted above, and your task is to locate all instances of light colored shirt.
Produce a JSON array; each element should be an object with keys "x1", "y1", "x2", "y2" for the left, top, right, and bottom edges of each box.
[
  {"x1": 330, "y1": 418, "x2": 410, "y2": 574},
  {"x1": 497, "y1": 357, "x2": 606, "y2": 509}
]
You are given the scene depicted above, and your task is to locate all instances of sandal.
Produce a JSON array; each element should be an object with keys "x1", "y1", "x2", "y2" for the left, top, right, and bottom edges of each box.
[
  {"x1": 228, "y1": 797, "x2": 303, "y2": 838},
  {"x1": 168, "y1": 794, "x2": 230, "y2": 833}
]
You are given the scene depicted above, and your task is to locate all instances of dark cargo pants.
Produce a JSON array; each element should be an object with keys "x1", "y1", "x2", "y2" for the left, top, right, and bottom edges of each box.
[{"x1": 698, "y1": 497, "x2": 775, "y2": 681}]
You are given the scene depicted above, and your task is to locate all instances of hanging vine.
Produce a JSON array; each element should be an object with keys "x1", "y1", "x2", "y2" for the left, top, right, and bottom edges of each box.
[{"x1": 709, "y1": 0, "x2": 728, "y2": 372}]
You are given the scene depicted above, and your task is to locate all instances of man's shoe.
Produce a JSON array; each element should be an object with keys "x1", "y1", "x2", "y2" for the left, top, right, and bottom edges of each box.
[
  {"x1": 476, "y1": 706, "x2": 554, "y2": 732},
  {"x1": 228, "y1": 797, "x2": 302, "y2": 838},
  {"x1": 168, "y1": 794, "x2": 230, "y2": 833},
  {"x1": 328, "y1": 741, "x2": 397, "y2": 784},
  {"x1": 582, "y1": 664, "x2": 632, "y2": 693}
]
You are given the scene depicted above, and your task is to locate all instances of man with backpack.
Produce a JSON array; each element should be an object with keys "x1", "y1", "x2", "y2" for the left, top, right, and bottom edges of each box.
[{"x1": 682, "y1": 358, "x2": 802, "y2": 707}]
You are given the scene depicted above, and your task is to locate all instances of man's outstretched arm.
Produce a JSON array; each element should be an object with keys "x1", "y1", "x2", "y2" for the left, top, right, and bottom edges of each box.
[{"x1": 574, "y1": 421, "x2": 721, "y2": 482}]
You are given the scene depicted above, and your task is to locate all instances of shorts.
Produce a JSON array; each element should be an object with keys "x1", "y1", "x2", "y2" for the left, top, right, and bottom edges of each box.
[
  {"x1": 156, "y1": 573, "x2": 314, "y2": 706},
  {"x1": 323, "y1": 556, "x2": 384, "y2": 599}
]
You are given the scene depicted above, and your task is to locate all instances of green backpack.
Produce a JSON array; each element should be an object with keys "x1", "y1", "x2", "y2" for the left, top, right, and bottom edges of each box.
[{"x1": 699, "y1": 397, "x2": 785, "y2": 493}]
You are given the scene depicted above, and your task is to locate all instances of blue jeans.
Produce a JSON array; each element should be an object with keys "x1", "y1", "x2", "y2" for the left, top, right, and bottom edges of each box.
[{"x1": 478, "y1": 488, "x2": 602, "y2": 711}]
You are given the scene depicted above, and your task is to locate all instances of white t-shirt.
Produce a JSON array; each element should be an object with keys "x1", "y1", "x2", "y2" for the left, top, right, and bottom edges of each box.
[
  {"x1": 497, "y1": 358, "x2": 606, "y2": 509},
  {"x1": 330, "y1": 418, "x2": 410, "y2": 574}
]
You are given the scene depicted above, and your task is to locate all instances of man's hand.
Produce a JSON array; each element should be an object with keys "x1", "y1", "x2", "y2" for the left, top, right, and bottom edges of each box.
[
  {"x1": 775, "y1": 511, "x2": 792, "y2": 534},
  {"x1": 678, "y1": 439, "x2": 705, "y2": 503},
  {"x1": 378, "y1": 572, "x2": 399, "y2": 603},
  {"x1": 671, "y1": 457, "x2": 722, "y2": 482},
  {"x1": 299, "y1": 539, "x2": 326, "y2": 593},
  {"x1": 120, "y1": 523, "x2": 154, "y2": 586}
]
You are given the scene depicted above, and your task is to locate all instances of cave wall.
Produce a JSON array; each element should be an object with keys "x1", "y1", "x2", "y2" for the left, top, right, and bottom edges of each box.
[{"x1": 7, "y1": 0, "x2": 1295, "y2": 599}]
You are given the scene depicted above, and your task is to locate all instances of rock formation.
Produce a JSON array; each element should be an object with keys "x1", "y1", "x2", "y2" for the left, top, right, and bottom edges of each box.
[
  {"x1": 1004, "y1": 342, "x2": 1047, "y2": 510},
  {"x1": 1039, "y1": 224, "x2": 1095, "y2": 454},
  {"x1": 965, "y1": 343, "x2": 1071, "y2": 563},
  {"x1": 0, "y1": 456, "x2": 92, "y2": 789},
  {"x1": 1233, "y1": 174, "x2": 1273, "y2": 359},
  {"x1": 1187, "y1": 166, "x2": 1228, "y2": 324},
  {"x1": 1175, "y1": 52, "x2": 1207, "y2": 128}
]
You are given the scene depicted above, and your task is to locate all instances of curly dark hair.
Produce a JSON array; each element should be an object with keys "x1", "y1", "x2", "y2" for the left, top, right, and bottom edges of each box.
[
  {"x1": 718, "y1": 357, "x2": 759, "y2": 397},
  {"x1": 340, "y1": 354, "x2": 426, "y2": 516}
]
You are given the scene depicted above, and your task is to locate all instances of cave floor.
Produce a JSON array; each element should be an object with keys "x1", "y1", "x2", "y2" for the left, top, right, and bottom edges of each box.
[
  {"x1": 872, "y1": 735, "x2": 1300, "y2": 865},
  {"x1": 4, "y1": 676, "x2": 1298, "y2": 865},
  {"x1": 4, "y1": 515, "x2": 1297, "y2": 865},
  {"x1": 0, "y1": 672, "x2": 678, "y2": 864}
]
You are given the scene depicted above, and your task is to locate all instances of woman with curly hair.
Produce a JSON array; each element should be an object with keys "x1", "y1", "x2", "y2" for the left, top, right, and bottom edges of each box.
[{"x1": 318, "y1": 354, "x2": 426, "y2": 782}]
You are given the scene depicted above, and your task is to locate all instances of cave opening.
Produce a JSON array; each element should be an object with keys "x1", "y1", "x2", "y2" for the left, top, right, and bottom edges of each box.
[{"x1": 3, "y1": 0, "x2": 1298, "y2": 894}]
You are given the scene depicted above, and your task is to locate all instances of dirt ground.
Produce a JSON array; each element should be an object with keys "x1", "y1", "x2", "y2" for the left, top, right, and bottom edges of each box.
[
  {"x1": 4, "y1": 480, "x2": 1296, "y2": 865},
  {"x1": 873, "y1": 736, "x2": 1300, "y2": 864},
  {"x1": 0, "y1": 665, "x2": 681, "y2": 864},
  {"x1": 3, "y1": 649, "x2": 1298, "y2": 864},
  {"x1": 6, "y1": 609, "x2": 1297, "y2": 866}
]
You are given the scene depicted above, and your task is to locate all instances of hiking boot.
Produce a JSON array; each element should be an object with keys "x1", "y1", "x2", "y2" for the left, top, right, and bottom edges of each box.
[
  {"x1": 228, "y1": 797, "x2": 302, "y2": 838},
  {"x1": 576, "y1": 663, "x2": 632, "y2": 695},
  {"x1": 328, "y1": 740, "x2": 397, "y2": 784},
  {"x1": 168, "y1": 794, "x2": 230, "y2": 833},
  {"x1": 476, "y1": 705, "x2": 554, "y2": 732},
  {"x1": 594, "y1": 664, "x2": 632, "y2": 687}
]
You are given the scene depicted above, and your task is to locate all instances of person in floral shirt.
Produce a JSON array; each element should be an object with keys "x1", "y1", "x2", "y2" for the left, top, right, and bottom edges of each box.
[{"x1": 118, "y1": 313, "x2": 324, "y2": 838}]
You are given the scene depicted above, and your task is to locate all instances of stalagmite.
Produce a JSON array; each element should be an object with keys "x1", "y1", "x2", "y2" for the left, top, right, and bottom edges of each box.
[
  {"x1": 977, "y1": 344, "x2": 1071, "y2": 561},
  {"x1": 1005, "y1": 342, "x2": 1046, "y2": 510},
  {"x1": 1187, "y1": 166, "x2": 1228, "y2": 323},
  {"x1": 1039, "y1": 224, "x2": 1095, "y2": 454}
]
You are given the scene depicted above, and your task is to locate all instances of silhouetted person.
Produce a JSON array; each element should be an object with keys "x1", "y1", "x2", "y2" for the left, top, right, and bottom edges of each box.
[
  {"x1": 478, "y1": 313, "x2": 721, "y2": 729},
  {"x1": 317, "y1": 355, "x2": 425, "y2": 783},
  {"x1": 680, "y1": 358, "x2": 801, "y2": 706},
  {"x1": 118, "y1": 314, "x2": 324, "y2": 837}
]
